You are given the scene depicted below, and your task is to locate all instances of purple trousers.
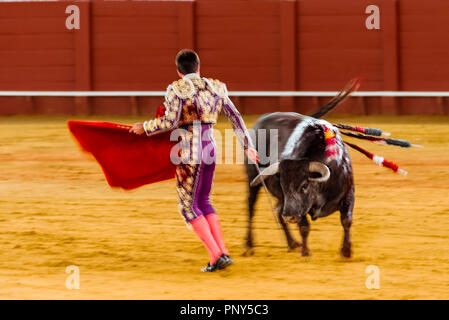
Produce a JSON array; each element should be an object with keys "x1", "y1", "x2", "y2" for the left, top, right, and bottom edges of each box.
[{"x1": 175, "y1": 125, "x2": 216, "y2": 223}]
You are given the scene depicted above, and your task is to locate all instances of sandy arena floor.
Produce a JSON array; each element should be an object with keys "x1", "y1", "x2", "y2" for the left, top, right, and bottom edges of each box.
[{"x1": 0, "y1": 114, "x2": 448, "y2": 299}]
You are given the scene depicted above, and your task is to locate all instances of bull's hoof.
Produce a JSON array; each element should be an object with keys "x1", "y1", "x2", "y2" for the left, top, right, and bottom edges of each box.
[
  {"x1": 242, "y1": 246, "x2": 255, "y2": 257},
  {"x1": 287, "y1": 240, "x2": 301, "y2": 251},
  {"x1": 340, "y1": 246, "x2": 351, "y2": 258},
  {"x1": 300, "y1": 245, "x2": 311, "y2": 257}
]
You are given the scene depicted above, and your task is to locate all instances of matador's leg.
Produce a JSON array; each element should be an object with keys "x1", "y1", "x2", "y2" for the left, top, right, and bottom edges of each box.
[
  {"x1": 198, "y1": 161, "x2": 230, "y2": 256},
  {"x1": 196, "y1": 132, "x2": 230, "y2": 257},
  {"x1": 176, "y1": 162, "x2": 222, "y2": 265}
]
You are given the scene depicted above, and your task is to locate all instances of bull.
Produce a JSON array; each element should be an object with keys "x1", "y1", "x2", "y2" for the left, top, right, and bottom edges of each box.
[{"x1": 244, "y1": 82, "x2": 359, "y2": 258}]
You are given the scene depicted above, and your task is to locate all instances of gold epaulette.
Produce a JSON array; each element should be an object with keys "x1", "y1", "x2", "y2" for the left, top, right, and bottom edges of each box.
[
  {"x1": 170, "y1": 79, "x2": 196, "y2": 99},
  {"x1": 204, "y1": 78, "x2": 228, "y2": 98}
]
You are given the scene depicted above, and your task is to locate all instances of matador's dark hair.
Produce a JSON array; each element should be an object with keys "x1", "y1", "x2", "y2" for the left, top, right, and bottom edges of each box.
[{"x1": 175, "y1": 49, "x2": 200, "y2": 75}]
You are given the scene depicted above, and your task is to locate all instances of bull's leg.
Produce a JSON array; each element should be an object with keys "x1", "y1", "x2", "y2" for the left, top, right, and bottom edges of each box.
[
  {"x1": 277, "y1": 202, "x2": 301, "y2": 251},
  {"x1": 339, "y1": 189, "x2": 354, "y2": 258},
  {"x1": 298, "y1": 216, "x2": 311, "y2": 256},
  {"x1": 243, "y1": 184, "x2": 261, "y2": 256}
]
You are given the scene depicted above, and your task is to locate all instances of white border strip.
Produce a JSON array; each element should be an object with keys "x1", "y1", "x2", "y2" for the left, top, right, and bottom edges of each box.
[{"x1": 0, "y1": 91, "x2": 449, "y2": 97}]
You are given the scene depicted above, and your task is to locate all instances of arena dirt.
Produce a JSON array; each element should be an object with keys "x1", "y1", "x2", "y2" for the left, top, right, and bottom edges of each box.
[{"x1": 0, "y1": 115, "x2": 448, "y2": 299}]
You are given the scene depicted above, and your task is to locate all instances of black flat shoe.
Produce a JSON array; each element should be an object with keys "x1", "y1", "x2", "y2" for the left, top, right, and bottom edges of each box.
[
  {"x1": 201, "y1": 262, "x2": 216, "y2": 273},
  {"x1": 201, "y1": 255, "x2": 230, "y2": 272},
  {"x1": 217, "y1": 254, "x2": 233, "y2": 270}
]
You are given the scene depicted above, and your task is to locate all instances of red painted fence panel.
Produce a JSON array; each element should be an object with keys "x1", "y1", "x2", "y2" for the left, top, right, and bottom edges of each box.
[{"x1": 0, "y1": 0, "x2": 448, "y2": 115}]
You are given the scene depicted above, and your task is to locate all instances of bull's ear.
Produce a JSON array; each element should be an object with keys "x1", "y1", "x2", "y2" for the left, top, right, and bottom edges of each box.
[{"x1": 250, "y1": 162, "x2": 280, "y2": 187}]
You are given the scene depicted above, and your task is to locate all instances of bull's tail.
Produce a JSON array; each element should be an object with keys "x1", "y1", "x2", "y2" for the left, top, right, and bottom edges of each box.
[{"x1": 309, "y1": 78, "x2": 361, "y2": 119}]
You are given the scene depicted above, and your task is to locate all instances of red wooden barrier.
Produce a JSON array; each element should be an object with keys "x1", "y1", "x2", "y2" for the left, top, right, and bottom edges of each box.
[{"x1": 0, "y1": 0, "x2": 448, "y2": 115}]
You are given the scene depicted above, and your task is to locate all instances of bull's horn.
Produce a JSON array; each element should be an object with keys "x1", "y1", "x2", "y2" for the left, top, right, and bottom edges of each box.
[
  {"x1": 308, "y1": 161, "x2": 330, "y2": 182},
  {"x1": 250, "y1": 162, "x2": 280, "y2": 187}
]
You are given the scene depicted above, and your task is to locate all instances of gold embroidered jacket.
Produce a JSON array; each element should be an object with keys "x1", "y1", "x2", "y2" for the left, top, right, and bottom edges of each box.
[{"x1": 143, "y1": 73, "x2": 254, "y2": 154}]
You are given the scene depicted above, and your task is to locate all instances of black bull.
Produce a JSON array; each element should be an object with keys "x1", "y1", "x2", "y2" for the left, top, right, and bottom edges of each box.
[{"x1": 244, "y1": 112, "x2": 354, "y2": 257}]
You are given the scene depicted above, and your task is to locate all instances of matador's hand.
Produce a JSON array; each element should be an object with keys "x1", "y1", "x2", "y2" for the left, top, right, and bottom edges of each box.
[
  {"x1": 245, "y1": 147, "x2": 259, "y2": 163},
  {"x1": 129, "y1": 123, "x2": 145, "y2": 135}
]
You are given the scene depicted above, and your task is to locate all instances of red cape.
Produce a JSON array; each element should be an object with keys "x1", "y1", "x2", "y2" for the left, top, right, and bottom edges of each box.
[{"x1": 68, "y1": 120, "x2": 177, "y2": 190}]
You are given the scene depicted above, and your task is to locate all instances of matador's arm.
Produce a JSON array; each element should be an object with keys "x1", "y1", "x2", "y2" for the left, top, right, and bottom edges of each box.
[
  {"x1": 221, "y1": 96, "x2": 255, "y2": 151},
  {"x1": 206, "y1": 79, "x2": 254, "y2": 151},
  {"x1": 143, "y1": 85, "x2": 182, "y2": 136}
]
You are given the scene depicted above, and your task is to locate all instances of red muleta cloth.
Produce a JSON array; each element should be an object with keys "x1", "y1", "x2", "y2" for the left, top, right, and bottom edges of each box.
[{"x1": 68, "y1": 115, "x2": 176, "y2": 190}]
